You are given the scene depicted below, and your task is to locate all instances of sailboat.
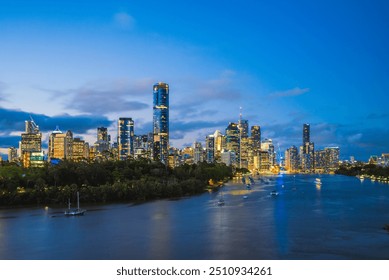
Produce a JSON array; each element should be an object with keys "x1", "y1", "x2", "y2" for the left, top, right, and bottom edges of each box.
[{"x1": 65, "y1": 192, "x2": 86, "y2": 216}]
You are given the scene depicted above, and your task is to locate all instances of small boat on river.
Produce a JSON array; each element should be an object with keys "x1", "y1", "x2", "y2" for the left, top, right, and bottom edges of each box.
[{"x1": 65, "y1": 192, "x2": 86, "y2": 216}]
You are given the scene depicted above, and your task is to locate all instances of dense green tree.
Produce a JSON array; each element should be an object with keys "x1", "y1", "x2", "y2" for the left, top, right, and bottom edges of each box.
[{"x1": 0, "y1": 160, "x2": 233, "y2": 206}]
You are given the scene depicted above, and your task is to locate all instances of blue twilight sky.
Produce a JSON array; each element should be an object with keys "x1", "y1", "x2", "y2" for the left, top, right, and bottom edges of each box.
[{"x1": 0, "y1": 0, "x2": 388, "y2": 161}]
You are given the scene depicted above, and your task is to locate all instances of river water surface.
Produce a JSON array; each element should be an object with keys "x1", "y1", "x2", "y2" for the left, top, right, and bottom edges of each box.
[{"x1": 1, "y1": 174, "x2": 389, "y2": 260}]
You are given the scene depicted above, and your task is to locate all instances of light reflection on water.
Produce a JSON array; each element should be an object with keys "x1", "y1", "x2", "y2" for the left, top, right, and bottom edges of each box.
[{"x1": 1, "y1": 174, "x2": 389, "y2": 260}]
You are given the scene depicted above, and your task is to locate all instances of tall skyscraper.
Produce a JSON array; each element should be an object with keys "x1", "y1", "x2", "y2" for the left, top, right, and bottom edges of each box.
[
  {"x1": 251, "y1": 126, "x2": 261, "y2": 150},
  {"x1": 285, "y1": 146, "x2": 299, "y2": 172},
  {"x1": 118, "y1": 118, "x2": 134, "y2": 161},
  {"x1": 301, "y1": 124, "x2": 315, "y2": 172},
  {"x1": 261, "y1": 138, "x2": 275, "y2": 166},
  {"x1": 21, "y1": 119, "x2": 42, "y2": 167},
  {"x1": 205, "y1": 135, "x2": 215, "y2": 163},
  {"x1": 225, "y1": 122, "x2": 240, "y2": 166},
  {"x1": 213, "y1": 130, "x2": 225, "y2": 161},
  {"x1": 239, "y1": 119, "x2": 249, "y2": 139},
  {"x1": 193, "y1": 141, "x2": 203, "y2": 164},
  {"x1": 153, "y1": 82, "x2": 169, "y2": 164},
  {"x1": 303, "y1": 123, "x2": 310, "y2": 148}
]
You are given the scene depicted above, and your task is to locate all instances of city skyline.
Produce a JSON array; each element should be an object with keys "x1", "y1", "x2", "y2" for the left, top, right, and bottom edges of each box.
[{"x1": 1, "y1": 1, "x2": 389, "y2": 161}]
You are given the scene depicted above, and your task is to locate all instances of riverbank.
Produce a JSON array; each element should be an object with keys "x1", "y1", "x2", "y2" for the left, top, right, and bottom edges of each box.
[
  {"x1": 0, "y1": 160, "x2": 233, "y2": 207},
  {"x1": 336, "y1": 163, "x2": 389, "y2": 183}
]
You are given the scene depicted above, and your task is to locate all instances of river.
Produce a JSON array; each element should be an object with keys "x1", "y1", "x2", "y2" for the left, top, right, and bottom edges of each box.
[{"x1": 1, "y1": 174, "x2": 389, "y2": 260}]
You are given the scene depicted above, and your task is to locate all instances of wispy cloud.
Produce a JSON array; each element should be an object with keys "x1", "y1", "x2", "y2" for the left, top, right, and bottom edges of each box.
[
  {"x1": 197, "y1": 71, "x2": 241, "y2": 100},
  {"x1": 43, "y1": 78, "x2": 153, "y2": 115},
  {"x1": 347, "y1": 133, "x2": 363, "y2": 143},
  {"x1": 172, "y1": 71, "x2": 242, "y2": 118},
  {"x1": 367, "y1": 113, "x2": 389, "y2": 120},
  {"x1": 0, "y1": 81, "x2": 7, "y2": 101},
  {"x1": 114, "y1": 12, "x2": 135, "y2": 30},
  {"x1": 171, "y1": 119, "x2": 228, "y2": 133},
  {"x1": 270, "y1": 87, "x2": 310, "y2": 98}
]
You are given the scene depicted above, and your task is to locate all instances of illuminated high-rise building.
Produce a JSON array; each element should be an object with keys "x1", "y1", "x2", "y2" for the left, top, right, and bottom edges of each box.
[
  {"x1": 72, "y1": 138, "x2": 88, "y2": 162},
  {"x1": 118, "y1": 118, "x2": 134, "y2": 161},
  {"x1": 301, "y1": 123, "x2": 315, "y2": 172},
  {"x1": 303, "y1": 123, "x2": 310, "y2": 146},
  {"x1": 261, "y1": 138, "x2": 275, "y2": 166},
  {"x1": 97, "y1": 127, "x2": 109, "y2": 142},
  {"x1": 20, "y1": 119, "x2": 42, "y2": 167},
  {"x1": 95, "y1": 127, "x2": 110, "y2": 155},
  {"x1": 205, "y1": 135, "x2": 215, "y2": 163},
  {"x1": 193, "y1": 141, "x2": 204, "y2": 164},
  {"x1": 8, "y1": 147, "x2": 18, "y2": 163},
  {"x1": 48, "y1": 127, "x2": 73, "y2": 161},
  {"x1": 251, "y1": 126, "x2": 261, "y2": 151},
  {"x1": 152, "y1": 82, "x2": 169, "y2": 164},
  {"x1": 225, "y1": 122, "x2": 240, "y2": 166},
  {"x1": 325, "y1": 147, "x2": 340, "y2": 171},
  {"x1": 236, "y1": 112, "x2": 248, "y2": 168},
  {"x1": 213, "y1": 130, "x2": 225, "y2": 162},
  {"x1": 239, "y1": 119, "x2": 249, "y2": 139},
  {"x1": 285, "y1": 146, "x2": 299, "y2": 172}
]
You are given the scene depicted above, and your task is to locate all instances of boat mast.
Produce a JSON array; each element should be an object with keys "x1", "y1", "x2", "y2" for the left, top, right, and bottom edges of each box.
[{"x1": 77, "y1": 192, "x2": 80, "y2": 209}]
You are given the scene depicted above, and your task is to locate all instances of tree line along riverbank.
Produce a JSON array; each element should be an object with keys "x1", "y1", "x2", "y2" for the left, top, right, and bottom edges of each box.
[
  {"x1": 335, "y1": 163, "x2": 389, "y2": 179},
  {"x1": 0, "y1": 160, "x2": 232, "y2": 207}
]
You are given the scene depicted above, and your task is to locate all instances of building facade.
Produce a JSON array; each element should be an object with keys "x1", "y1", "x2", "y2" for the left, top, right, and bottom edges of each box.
[
  {"x1": 301, "y1": 123, "x2": 315, "y2": 172},
  {"x1": 48, "y1": 127, "x2": 73, "y2": 161},
  {"x1": 152, "y1": 82, "x2": 169, "y2": 164},
  {"x1": 285, "y1": 145, "x2": 299, "y2": 172},
  {"x1": 117, "y1": 118, "x2": 134, "y2": 161},
  {"x1": 225, "y1": 122, "x2": 240, "y2": 166},
  {"x1": 205, "y1": 135, "x2": 215, "y2": 163},
  {"x1": 20, "y1": 120, "x2": 42, "y2": 167}
]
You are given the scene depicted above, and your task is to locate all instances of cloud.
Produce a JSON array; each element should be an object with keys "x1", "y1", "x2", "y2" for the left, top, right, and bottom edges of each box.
[
  {"x1": 0, "y1": 81, "x2": 7, "y2": 101},
  {"x1": 170, "y1": 107, "x2": 219, "y2": 120},
  {"x1": 170, "y1": 131, "x2": 186, "y2": 140},
  {"x1": 171, "y1": 119, "x2": 228, "y2": 134},
  {"x1": 43, "y1": 79, "x2": 152, "y2": 115},
  {"x1": 172, "y1": 71, "x2": 242, "y2": 118},
  {"x1": 347, "y1": 133, "x2": 363, "y2": 143},
  {"x1": 0, "y1": 107, "x2": 113, "y2": 148},
  {"x1": 195, "y1": 71, "x2": 242, "y2": 101},
  {"x1": 270, "y1": 87, "x2": 310, "y2": 98},
  {"x1": 114, "y1": 12, "x2": 135, "y2": 30},
  {"x1": 367, "y1": 113, "x2": 389, "y2": 120}
]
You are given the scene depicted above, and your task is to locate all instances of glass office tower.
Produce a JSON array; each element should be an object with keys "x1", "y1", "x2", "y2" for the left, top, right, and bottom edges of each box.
[
  {"x1": 152, "y1": 82, "x2": 169, "y2": 164},
  {"x1": 118, "y1": 118, "x2": 134, "y2": 160}
]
